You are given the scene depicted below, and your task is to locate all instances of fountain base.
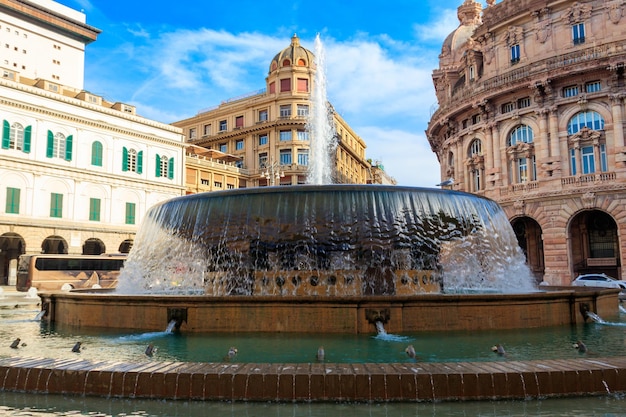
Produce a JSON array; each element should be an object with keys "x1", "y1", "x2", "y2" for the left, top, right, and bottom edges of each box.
[{"x1": 40, "y1": 287, "x2": 618, "y2": 333}]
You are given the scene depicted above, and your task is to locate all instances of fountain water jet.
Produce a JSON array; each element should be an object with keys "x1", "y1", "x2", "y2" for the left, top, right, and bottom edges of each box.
[{"x1": 306, "y1": 34, "x2": 337, "y2": 185}]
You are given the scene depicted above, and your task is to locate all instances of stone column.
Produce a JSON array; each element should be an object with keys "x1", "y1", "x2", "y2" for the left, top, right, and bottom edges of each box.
[
  {"x1": 549, "y1": 106, "x2": 560, "y2": 159},
  {"x1": 610, "y1": 94, "x2": 625, "y2": 148}
]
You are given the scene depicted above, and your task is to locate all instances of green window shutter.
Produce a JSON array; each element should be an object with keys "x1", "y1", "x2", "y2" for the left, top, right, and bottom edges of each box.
[
  {"x1": 91, "y1": 141, "x2": 103, "y2": 166},
  {"x1": 155, "y1": 154, "x2": 161, "y2": 177},
  {"x1": 168, "y1": 157, "x2": 174, "y2": 179},
  {"x1": 65, "y1": 135, "x2": 73, "y2": 161},
  {"x1": 50, "y1": 193, "x2": 63, "y2": 218},
  {"x1": 89, "y1": 198, "x2": 101, "y2": 221},
  {"x1": 137, "y1": 151, "x2": 143, "y2": 174},
  {"x1": 122, "y1": 147, "x2": 128, "y2": 171},
  {"x1": 46, "y1": 131, "x2": 54, "y2": 158},
  {"x1": 6, "y1": 187, "x2": 20, "y2": 214},
  {"x1": 125, "y1": 202, "x2": 136, "y2": 225},
  {"x1": 2, "y1": 120, "x2": 10, "y2": 149},
  {"x1": 23, "y1": 126, "x2": 31, "y2": 153}
]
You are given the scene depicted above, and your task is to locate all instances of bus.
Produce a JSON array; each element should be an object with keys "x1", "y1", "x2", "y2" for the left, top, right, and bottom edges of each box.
[{"x1": 16, "y1": 254, "x2": 127, "y2": 292}]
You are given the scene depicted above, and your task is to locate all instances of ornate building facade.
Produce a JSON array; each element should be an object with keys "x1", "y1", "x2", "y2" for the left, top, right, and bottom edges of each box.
[
  {"x1": 0, "y1": 0, "x2": 185, "y2": 285},
  {"x1": 427, "y1": 0, "x2": 626, "y2": 285},
  {"x1": 174, "y1": 35, "x2": 382, "y2": 188}
]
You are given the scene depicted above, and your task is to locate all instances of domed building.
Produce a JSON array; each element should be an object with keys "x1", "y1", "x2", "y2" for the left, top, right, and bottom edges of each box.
[
  {"x1": 175, "y1": 35, "x2": 387, "y2": 190},
  {"x1": 427, "y1": 0, "x2": 626, "y2": 285}
]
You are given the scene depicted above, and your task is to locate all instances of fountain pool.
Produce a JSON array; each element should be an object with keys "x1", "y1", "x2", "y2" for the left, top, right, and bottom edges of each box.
[{"x1": 12, "y1": 185, "x2": 624, "y2": 401}]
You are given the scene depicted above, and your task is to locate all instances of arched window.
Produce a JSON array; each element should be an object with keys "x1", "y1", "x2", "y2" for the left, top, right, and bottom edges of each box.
[
  {"x1": 567, "y1": 110, "x2": 604, "y2": 135},
  {"x1": 567, "y1": 111, "x2": 607, "y2": 175},
  {"x1": 156, "y1": 154, "x2": 174, "y2": 179},
  {"x1": 508, "y1": 125, "x2": 534, "y2": 146},
  {"x1": 46, "y1": 131, "x2": 72, "y2": 160},
  {"x1": 122, "y1": 147, "x2": 143, "y2": 174},
  {"x1": 507, "y1": 125, "x2": 536, "y2": 184},
  {"x1": 469, "y1": 139, "x2": 482, "y2": 156},
  {"x1": 91, "y1": 141, "x2": 103, "y2": 166},
  {"x1": 10, "y1": 122, "x2": 24, "y2": 150}
]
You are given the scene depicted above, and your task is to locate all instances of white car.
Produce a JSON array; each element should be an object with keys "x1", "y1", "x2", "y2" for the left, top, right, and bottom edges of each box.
[{"x1": 572, "y1": 273, "x2": 626, "y2": 290}]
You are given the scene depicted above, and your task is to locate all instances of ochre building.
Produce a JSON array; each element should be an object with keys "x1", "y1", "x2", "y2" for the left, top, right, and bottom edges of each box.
[
  {"x1": 174, "y1": 35, "x2": 385, "y2": 190},
  {"x1": 427, "y1": 0, "x2": 626, "y2": 285}
]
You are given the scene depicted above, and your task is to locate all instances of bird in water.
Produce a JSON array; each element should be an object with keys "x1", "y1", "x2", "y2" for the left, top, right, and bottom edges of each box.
[
  {"x1": 405, "y1": 345, "x2": 417, "y2": 359},
  {"x1": 225, "y1": 346, "x2": 238, "y2": 361},
  {"x1": 71, "y1": 342, "x2": 82, "y2": 353},
  {"x1": 573, "y1": 340, "x2": 587, "y2": 353},
  {"x1": 316, "y1": 346, "x2": 325, "y2": 362},
  {"x1": 491, "y1": 344, "x2": 506, "y2": 356},
  {"x1": 9, "y1": 338, "x2": 20, "y2": 349},
  {"x1": 145, "y1": 343, "x2": 156, "y2": 357}
]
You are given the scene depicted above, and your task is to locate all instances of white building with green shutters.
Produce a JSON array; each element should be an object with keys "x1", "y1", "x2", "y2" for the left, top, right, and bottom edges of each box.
[{"x1": 0, "y1": 0, "x2": 184, "y2": 285}]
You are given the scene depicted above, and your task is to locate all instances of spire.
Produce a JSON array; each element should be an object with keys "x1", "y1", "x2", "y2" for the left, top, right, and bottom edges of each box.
[{"x1": 291, "y1": 33, "x2": 300, "y2": 47}]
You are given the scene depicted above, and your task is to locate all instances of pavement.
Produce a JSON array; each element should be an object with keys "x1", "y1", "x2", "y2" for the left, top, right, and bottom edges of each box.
[{"x1": 0, "y1": 285, "x2": 41, "y2": 309}]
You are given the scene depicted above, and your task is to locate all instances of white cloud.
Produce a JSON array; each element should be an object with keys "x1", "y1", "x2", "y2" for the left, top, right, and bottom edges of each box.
[{"x1": 413, "y1": 9, "x2": 459, "y2": 43}]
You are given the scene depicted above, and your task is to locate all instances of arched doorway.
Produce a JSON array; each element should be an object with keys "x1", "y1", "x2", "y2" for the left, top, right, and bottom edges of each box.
[
  {"x1": 569, "y1": 210, "x2": 620, "y2": 278},
  {"x1": 0, "y1": 232, "x2": 25, "y2": 285},
  {"x1": 83, "y1": 238, "x2": 105, "y2": 255},
  {"x1": 511, "y1": 217, "x2": 545, "y2": 284},
  {"x1": 42, "y1": 235, "x2": 68, "y2": 255},
  {"x1": 119, "y1": 239, "x2": 134, "y2": 253}
]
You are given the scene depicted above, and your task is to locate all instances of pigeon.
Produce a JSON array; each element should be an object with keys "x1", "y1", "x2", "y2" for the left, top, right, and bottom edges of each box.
[
  {"x1": 405, "y1": 345, "x2": 417, "y2": 359},
  {"x1": 316, "y1": 346, "x2": 325, "y2": 362},
  {"x1": 9, "y1": 338, "x2": 20, "y2": 349},
  {"x1": 436, "y1": 177, "x2": 454, "y2": 187},
  {"x1": 225, "y1": 346, "x2": 238, "y2": 361},
  {"x1": 72, "y1": 342, "x2": 82, "y2": 353},
  {"x1": 145, "y1": 343, "x2": 156, "y2": 357},
  {"x1": 573, "y1": 340, "x2": 587, "y2": 353},
  {"x1": 491, "y1": 344, "x2": 506, "y2": 356}
]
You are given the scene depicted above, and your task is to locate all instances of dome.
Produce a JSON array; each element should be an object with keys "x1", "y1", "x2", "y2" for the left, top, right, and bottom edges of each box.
[
  {"x1": 269, "y1": 34, "x2": 315, "y2": 73},
  {"x1": 440, "y1": 0, "x2": 482, "y2": 58}
]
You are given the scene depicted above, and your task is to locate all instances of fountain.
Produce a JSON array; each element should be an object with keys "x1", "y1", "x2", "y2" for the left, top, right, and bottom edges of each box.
[{"x1": 3, "y1": 35, "x2": 624, "y2": 403}]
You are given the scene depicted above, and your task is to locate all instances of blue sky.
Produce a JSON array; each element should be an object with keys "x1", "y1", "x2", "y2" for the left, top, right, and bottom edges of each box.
[{"x1": 55, "y1": 0, "x2": 478, "y2": 187}]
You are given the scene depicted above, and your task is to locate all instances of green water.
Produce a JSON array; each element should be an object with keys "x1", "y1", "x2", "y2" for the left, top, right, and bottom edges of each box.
[
  {"x1": 1, "y1": 306, "x2": 625, "y2": 364},
  {"x1": 1, "y1": 391, "x2": 626, "y2": 416}
]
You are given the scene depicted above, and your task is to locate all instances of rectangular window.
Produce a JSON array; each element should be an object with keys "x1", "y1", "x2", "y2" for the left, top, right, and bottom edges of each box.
[
  {"x1": 259, "y1": 152, "x2": 268, "y2": 168},
  {"x1": 125, "y1": 202, "x2": 136, "y2": 225},
  {"x1": 279, "y1": 149, "x2": 292, "y2": 165},
  {"x1": 297, "y1": 149, "x2": 309, "y2": 166},
  {"x1": 235, "y1": 115, "x2": 244, "y2": 128},
  {"x1": 203, "y1": 124, "x2": 211, "y2": 136},
  {"x1": 518, "y1": 157, "x2": 528, "y2": 183},
  {"x1": 279, "y1": 105, "x2": 291, "y2": 118},
  {"x1": 219, "y1": 143, "x2": 227, "y2": 153},
  {"x1": 297, "y1": 104, "x2": 309, "y2": 117},
  {"x1": 600, "y1": 144, "x2": 607, "y2": 172},
  {"x1": 280, "y1": 78, "x2": 291, "y2": 92},
  {"x1": 89, "y1": 198, "x2": 101, "y2": 221},
  {"x1": 572, "y1": 23, "x2": 585, "y2": 44},
  {"x1": 502, "y1": 102, "x2": 515, "y2": 113},
  {"x1": 235, "y1": 140, "x2": 244, "y2": 150},
  {"x1": 189, "y1": 128, "x2": 196, "y2": 140},
  {"x1": 214, "y1": 181, "x2": 223, "y2": 188},
  {"x1": 258, "y1": 109, "x2": 268, "y2": 122},
  {"x1": 563, "y1": 85, "x2": 579, "y2": 97},
  {"x1": 50, "y1": 193, "x2": 63, "y2": 218},
  {"x1": 510, "y1": 44, "x2": 520, "y2": 63},
  {"x1": 518, "y1": 97, "x2": 531, "y2": 108},
  {"x1": 219, "y1": 120, "x2": 227, "y2": 131},
  {"x1": 258, "y1": 134, "x2": 268, "y2": 146},
  {"x1": 581, "y1": 146, "x2": 595, "y2": 174},
  {"x1": 297, "y1": 130, "x2": 309, "y2": 141},
  {"x1": 570, "y1": 148, "x2": 577, "y2": 175},
  {"x1": 5, "y1": 187, "x2": 20, "y2": 214},
  {"x1": 279, "y1": 130, "x2": 292, "y2": 141},
  {"x1": 297, "y1": 78, "x2": 309, "y2": 92},
  {"x1": 585, "y1": 81, "x2": 601, "y2": 93},
  {"x1": 472, "y1": 114, "x2": 481, "y2": 124}
]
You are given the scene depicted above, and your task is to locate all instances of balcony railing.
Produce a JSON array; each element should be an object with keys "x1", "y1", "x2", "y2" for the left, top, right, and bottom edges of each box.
[{"x1": 561, "y1": 172, "x2": 617, "y2": 186}]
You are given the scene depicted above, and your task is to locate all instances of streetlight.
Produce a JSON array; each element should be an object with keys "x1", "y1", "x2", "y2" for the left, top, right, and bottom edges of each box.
[{"x1": 261, "y1": 159, "x2": 285, "y2": 186}]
